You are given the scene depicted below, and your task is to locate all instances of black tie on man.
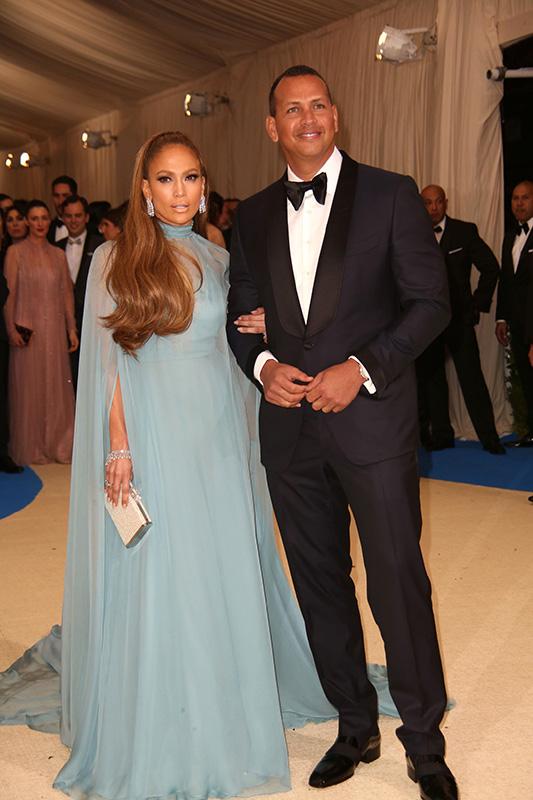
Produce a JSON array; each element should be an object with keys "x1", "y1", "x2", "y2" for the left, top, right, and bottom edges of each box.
[
  {"x1": 417, "y1": 184, "x2": 503, "y2": 454},
  {"x1": 227, "y1": 65, "x2": 457, "y2": 800}
]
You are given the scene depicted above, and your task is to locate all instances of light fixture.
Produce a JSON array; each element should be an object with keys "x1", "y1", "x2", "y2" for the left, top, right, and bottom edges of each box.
[
  {"x1": 376, "y1": 25, "x2": 436, "y2": 64},
  {"x1": 5, "y1": 153, "x2": 15, "y2": 169},
  {"x1": 487, "y1": 66, "x2": 533, "y2": 81},
  {"x1": 20, "y1": 152, "x2": 48, "y2": 168},
  {"x1": 81, "y1": 129, "x2": 118, "y2": 149},
  {"x1": 184, "y1": 92, "x2": 230, "y2": 117}
]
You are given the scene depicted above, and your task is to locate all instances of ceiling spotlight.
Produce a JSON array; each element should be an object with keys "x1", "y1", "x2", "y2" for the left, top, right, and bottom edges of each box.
[
  {"x1": 184, "y1": 92, "x2": 230, "y2": 117},
  {"x1": 81, "y1": 129, "x2": 117, "y2": 149},
  {"x1": 5, "y1": 153, "x2": 15, "y2": 169},
  {"x1": 19, "y1": 152, "x2": 48, "y2": 168},
  {"x1": 376, "y1": 25, "x2": 436, "y2": 64}
]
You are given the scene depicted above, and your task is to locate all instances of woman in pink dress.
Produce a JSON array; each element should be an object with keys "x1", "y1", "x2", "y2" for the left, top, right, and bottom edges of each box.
[{"x1": 3, "y1": 200, "x2": 79, "y2": 464}]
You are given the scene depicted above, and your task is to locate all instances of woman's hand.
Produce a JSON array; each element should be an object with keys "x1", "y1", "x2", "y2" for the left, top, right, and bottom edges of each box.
[
  {"x1": 68, "y1": 329, "x2": 79, "y2": 353},
  {"x1": 234, "y1": 307, "x2": 266, "y2": 335},
  {"x1": 105, "y1": 453, "x2": 132, "y2": 508},
  {"x1": 8, "y1": 330, "x2": 26, "y2": 347}
]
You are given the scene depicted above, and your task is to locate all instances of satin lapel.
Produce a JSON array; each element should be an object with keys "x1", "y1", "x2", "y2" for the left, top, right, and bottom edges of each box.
[
  {"x1": 517, "y1": 228, "x2": 533, "y2": 276},
  {"x1": 305, "y1": 154, "x2": 358, "y2": 339},
  {"x1": 439, "y1": 221, "x2": 451, "y2": 252},
  {"x1": 267, "y1": 179, "x2": 306, "y2": 338}
]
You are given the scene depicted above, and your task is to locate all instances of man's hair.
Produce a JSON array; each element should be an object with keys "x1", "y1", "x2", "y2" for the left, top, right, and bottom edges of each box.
[
  {"x1": 268, "y1": 65, "x2": 333, "y2": 116},
  {"x1": 52, "y1": 175, "x2": 78, "y2": 194},
  {"x1": 62, "y1": 194, "x2": 89, "y2": 214},
  {"x1": 0, "y1": 193, "x2": 13, "y2": 203}
]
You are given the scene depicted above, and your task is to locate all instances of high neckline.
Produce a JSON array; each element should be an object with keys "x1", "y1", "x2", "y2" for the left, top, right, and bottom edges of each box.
[{"x1": 159, "y1": 221, "x2": 194, "y2": 239}]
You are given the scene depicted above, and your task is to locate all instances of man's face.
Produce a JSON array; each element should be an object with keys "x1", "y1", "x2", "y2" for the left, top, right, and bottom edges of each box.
[
  {"x1": 511, "y1": 183, "x2": 533, "y2": 224},
  {"x1": 421, "y1": 187, "x2": 447, "y2": 226},
  {"x1": 52, "y1": 183, "x2": 73, "y2": 215},
  {"x1": 62, "y1": 201, "x2": 88, "y2": 237},
  {"x1": 266, "y1": 75, "x2": 338, "y2": 173}
]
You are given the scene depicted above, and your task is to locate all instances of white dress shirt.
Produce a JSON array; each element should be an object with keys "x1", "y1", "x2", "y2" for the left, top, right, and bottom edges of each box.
[
  {"x1": 54, "y1": 218, "x2": 68, "y2": 243},
  {"x1": 512, "y1": 216, "x2": 533, "y2": 272},
  {"x1": 65, "y1": 228, "x2": 87, "y2": 284},
  {"x1": 253, "y1": 147, "x2": 375, "y2": 393},
  {"x1": 433, "y1": 215, "x2": 446, "y2": 244}
]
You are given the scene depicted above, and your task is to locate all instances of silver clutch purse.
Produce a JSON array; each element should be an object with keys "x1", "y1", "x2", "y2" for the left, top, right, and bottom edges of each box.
[{"x1": 104, "y1": 484, "x2": 152, "y2": 548}]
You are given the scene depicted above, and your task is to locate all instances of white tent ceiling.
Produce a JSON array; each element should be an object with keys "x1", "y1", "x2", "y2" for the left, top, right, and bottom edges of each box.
[{"x1": 0, "y1": 0, "x2": 386, "y2": 149}]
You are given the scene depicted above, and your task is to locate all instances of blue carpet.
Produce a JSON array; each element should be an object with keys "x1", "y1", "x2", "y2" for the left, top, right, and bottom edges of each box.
[
  {"x1": 419, "y1": 437, "x2": 533, "y2": 491},
  {"x1": 0, "y1": 468, "x2": 43, "y2": 519}
]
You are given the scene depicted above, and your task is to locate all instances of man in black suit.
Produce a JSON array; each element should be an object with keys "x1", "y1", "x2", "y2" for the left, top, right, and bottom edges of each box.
[
  {"x1": 227, "y1": 66, "x2": 457, "y2": 800},
  {"x1": 57, "y1": 194, "x2": 103, "y2": 389},
  {"x1": 417, "y1": 185, "x2": 503, "y2": 454},
  {"x1": 496, "y1": 180, "x2": 533, "y2": 447},
  {"x1": 0, "y1": 270, "x2": 22, "y2": 472},
  {"x1": 48, "y1": 175, "x2": 77, "y2": 244}
]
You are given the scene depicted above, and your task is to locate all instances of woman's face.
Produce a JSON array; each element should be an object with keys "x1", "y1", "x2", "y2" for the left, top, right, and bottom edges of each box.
[
  {"x1": 99, "y1": 218, "x2": 121, "y2": 241},
  {"x1": 26, "y1": 206, "x2": 51, "y2": 239},
  {"x1": 142, "y1": 144, "x2": 205, "y2": 227},
  {"x1": 6, "y1": 208, "x2": 27, "y2": 240}
]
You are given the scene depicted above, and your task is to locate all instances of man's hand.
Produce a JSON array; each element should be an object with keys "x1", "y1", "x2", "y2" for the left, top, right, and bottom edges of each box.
[
  {"x1": 234, "y1": 307, "x2": 265, "y2": 335},
  {"x1": 260, "y1": 360, "x2": 312, "y2": 408},
  {"x1": 529, "y1": 344, "x2": 533, "y2": 368},
  {"x1": 305, "y1": 360, "x2": 365, "y2": 413},
  {"x1": 495, "y1": 321, "x2": 509, "y2": 347}
]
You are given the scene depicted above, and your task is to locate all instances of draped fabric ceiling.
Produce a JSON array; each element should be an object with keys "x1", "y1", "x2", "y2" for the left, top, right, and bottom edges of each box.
[{"x1": 0, "y1": 0, "x2": 385, "y2": 149}]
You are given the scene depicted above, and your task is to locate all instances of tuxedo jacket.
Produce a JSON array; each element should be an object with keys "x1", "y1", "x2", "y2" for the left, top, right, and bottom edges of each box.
[
  {"x1": 227, "y1": 153, "x2": 450, "y2": 469},
  {"x1": 47, "y1": 217, "x2": 68, "y2": 244},
  {"x1": 57, "y1": 233, "x2": 104, "y2": 331},
  {"x1": 439, "y1": 216, "x2": 499, "y2": 324},
  {"x1": 496, "y1": 227, "x2": 533, "y2": 340}
]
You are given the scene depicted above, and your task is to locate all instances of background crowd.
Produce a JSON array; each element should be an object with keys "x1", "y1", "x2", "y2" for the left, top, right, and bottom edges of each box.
[
  {"x1": 0, "y1": 171, "x2": 532, "y2": 474},
  {"x1": 0, "y1": 175, "x2": 241, "y2": 472}
]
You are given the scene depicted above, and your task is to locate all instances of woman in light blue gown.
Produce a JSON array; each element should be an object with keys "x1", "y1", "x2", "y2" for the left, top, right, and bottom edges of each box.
[{"x1": 0, "y1": 132, "x2": 403, "y2": 800}]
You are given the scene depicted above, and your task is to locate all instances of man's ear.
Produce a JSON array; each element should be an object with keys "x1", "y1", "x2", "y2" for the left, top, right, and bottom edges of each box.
[
  {"x1": 265, "y1": 116, "x2": 279, "y2": 144},
  {"x1": 332, "y1": 105, "x2": 339, "y2": 134}
]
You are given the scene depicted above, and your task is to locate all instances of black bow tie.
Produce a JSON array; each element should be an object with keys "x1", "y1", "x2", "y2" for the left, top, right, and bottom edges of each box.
[
  {"x1": 284, "y1": 172, "x2": 327, "y2": 211},
  {"x1": 433, "y1": 225, "x2": 443, "y2": 234},
  {"x1": 56, "y1": 219, "x2": 64, "y2": 228},
  {"x1": 519, "y1": 222, "x2": 530, "y2": 235},
  {"x1": 68, "y1": 237, "x2": 82, "y2": 245}
]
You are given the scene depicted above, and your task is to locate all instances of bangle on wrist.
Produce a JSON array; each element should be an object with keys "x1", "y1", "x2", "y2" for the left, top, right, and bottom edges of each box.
[{"x1": 105, "y1": 449, "x2": 132, "y2": 467}]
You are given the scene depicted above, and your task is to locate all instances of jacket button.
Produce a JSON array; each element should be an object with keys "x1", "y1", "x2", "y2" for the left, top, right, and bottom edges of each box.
[{"x1": 303, "y1": 341, "x2": 313, "y2": 350}]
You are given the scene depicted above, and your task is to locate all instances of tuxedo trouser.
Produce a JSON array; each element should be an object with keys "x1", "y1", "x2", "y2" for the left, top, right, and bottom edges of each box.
[
  {"x1": 0, "y1": 340, "x2": 10, "y2": 456},
  {"x1": 510, "y1": 323, "x2": 533, "y2": 434},
  {"x1": 266, "y1": 409, "x2": 446, "y2": 755},
  {"x1": 417, "y1": 323, "x2": 498, "y2": 443}
]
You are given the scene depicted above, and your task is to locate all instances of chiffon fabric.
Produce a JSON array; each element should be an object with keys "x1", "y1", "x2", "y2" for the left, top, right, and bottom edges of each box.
[
  {"x1": 50, "y1": 226, "x2": 341, "y2": 800},
  {"x1": 3, "y1": 238, "x2": 75, "y2": 464}
]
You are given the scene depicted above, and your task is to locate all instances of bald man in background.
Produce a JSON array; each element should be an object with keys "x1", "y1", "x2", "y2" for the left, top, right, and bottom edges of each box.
[{"x1": 417, "y1": 185, "x2": 503, "y2": 453}]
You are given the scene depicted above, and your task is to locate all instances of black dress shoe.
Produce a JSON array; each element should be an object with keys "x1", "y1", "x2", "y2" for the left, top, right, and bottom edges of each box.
[
  {"x1": 0, "y1": 455, "x2": 23, "y2": 473},
  {"x1": 309, "y1": 734, "x2": 381, "y2": 788},
  {"x1": 506, "y1": 434, "x2": 533, "y2": 448},
  {"x1": 406, "y1": 754, "x2": 458, "y2": 800},
  {"x1": 482, "y1": 440, "x2": 506, "y2": 455}
]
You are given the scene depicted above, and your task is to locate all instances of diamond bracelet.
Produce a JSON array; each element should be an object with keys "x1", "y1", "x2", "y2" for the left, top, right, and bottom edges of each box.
[{"x1": 105, "y1": 449, "x2": 132, "y2": 467}]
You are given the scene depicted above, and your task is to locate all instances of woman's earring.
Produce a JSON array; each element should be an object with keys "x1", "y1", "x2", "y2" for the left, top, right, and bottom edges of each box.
[
  {"x1": 146, "y1": 198, "x2": 155, "y2": 217},
  {"x1": 198, "y1": 195, "x2": 207, "y2": 215}
]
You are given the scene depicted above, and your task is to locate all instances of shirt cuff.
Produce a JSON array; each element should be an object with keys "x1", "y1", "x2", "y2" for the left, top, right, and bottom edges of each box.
[
  {"x1": 349, "y1": 356, "x2": 376, "y2": 395},
  {"x1": 254, "y1": 351, "x2": 278, "y2": 384}
]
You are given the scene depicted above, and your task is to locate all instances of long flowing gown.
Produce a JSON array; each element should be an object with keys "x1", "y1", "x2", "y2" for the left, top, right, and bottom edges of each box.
[
  {"x1": 0, "y1": 226, "x2": 410, "y2": 800},
  {"x1": 3, "y1": 238, "x2": 75, "y2": 464}
]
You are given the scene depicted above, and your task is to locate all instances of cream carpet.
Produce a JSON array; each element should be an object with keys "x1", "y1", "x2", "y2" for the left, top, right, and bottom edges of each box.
[{"x1": 0, "y1": 465, "x2": 532, "y2": 800}]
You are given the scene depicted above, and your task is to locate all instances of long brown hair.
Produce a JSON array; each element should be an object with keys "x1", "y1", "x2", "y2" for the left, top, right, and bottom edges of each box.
[{"x1": 104, "y1": 131, "x2": 209, "y2": 355}]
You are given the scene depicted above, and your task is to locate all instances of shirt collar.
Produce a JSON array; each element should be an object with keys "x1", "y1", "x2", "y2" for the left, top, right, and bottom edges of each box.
[
  {"x1": 287, "y1": 146, "x2": 343, "y2": 194},
  {"x1": 517, "y1": 216, "x2": 533, "y2": 234},
  {"x1": 67, "y1": 228, "x2": 87, "y2": 245}
]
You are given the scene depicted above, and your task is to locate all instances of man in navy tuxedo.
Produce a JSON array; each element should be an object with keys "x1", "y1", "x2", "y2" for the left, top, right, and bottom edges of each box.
[
  {"x1": 57, "y1": 195, "x2": 103, "y2": 389},
  {"x1": 496, "y1": 180, "x2": 533, "y2": 447},
  {"x1": 227, "y1": 66, "x2": 457, "y2": 800}
]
